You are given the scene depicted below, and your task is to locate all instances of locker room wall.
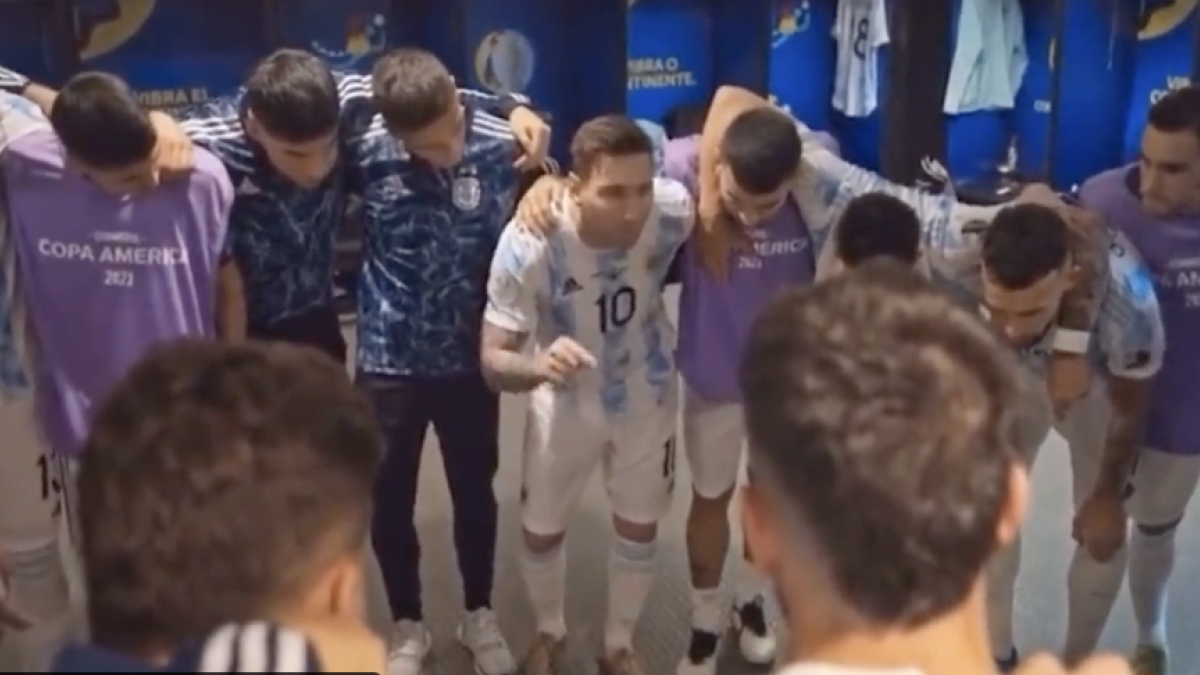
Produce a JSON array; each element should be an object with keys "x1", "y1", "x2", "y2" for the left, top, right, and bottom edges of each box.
[
  {"x1": 627, "y1": 0, "x2": 772, "y2": 131},
  {"x1": 0, "y1": 0, "x2": 74, "y2": 87}
]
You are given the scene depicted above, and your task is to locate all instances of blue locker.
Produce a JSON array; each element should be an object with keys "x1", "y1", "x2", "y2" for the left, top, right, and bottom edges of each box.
[
  {"x1": 1123, "y1": 0, "x2": 1197, "y2": 162},
  {"x1": 275, "y1": 0, "x2": 391, "y2": 75},
  {"x1": 943, "y1": 0, "x2": 1014, "y2": 183},
  {"x1": 434, "y1": 0, "x2": 626, "y2": 162},
  {"x1": 0, "y1": 0, "x2": 68, "y2": 86},
  {"x1": 768, "y1": 0, "x2": 836, "y2": 133},
  {"x1": 627, "y1": 0, "x2": 770, "y2": 128},
  {"x1": 72, "y1": 0, "x2": 270, "y2": 109},
  {"x1": 1013, "y1": 0, "x2": 1137, "y2": 188}
]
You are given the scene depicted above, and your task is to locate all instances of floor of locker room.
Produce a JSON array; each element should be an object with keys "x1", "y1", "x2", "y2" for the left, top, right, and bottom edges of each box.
[{"x1": 3, "y1": 287, "x2": 1200, "y2": 674}]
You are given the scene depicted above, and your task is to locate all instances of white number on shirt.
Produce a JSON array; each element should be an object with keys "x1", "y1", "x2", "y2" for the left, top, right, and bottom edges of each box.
[
  {"x1": 104, "y1": 270, "x2": 134, "y2": 287},
  {"x1": 595, "y1": 286, "x2": 637, "y2": 333}
]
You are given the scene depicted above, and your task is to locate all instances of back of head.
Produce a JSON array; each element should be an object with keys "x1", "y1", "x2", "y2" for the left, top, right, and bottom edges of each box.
[
  {"x1": 244, "y1": 49, "x2": 339, "y2": 143},
  {"x1": 50, "y1": 71, "x2": 155, "y2": 169},
  {"x1": 571, "y1": 115, "x2": 653, "y2": 179},
  {"x1": 370, "y1": 48, "x2": 455, "y2": 133},
  {"x1": 981, "y1": 203, "x2": 1070, "y2": 290},
  {"x1": 718, "y1": 107, "x2": 801, "y2": 194},
  {"x1": 835, "y1": 193, "x2": 922, "y2": 267},
  {"x1": 740, "y1": 260, "x2": 1019, "y2": 626},
  {"x1": 78, "y1": 340, "x2": 382, "y2": 655}
]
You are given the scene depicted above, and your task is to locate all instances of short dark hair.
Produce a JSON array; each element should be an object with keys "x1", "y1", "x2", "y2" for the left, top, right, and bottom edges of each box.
[
  {"x1": 741, "y1": 259, "x2": 1019, "y2": 627},
  {"x1": 570, "y1": 115, "x2": 653, "y2": 178},
  {"x1": 50, "y1": 71, "x2": 155, "y2": 169},
  {"x1": 719, "y1": 107, "x2": 801, "y2": 194},
  {"x1": 78, "y1": 340, "x2": 381, "y2": 654},
  {"x1": 1147, "y1": 85, "x2": 1200, "y2": 143},
  {"x1": 981, "y1": 203, "x2": 1070, "y2": 290},
  {"x1": 243, "y1": 49, "x2": 339, "y2": 143},
  {"x1": 371, "y1": 48, "x2": 455, "y2": 133},
  {"x1": 835, "y1": 193, "x2": 922, "y2": 266}
]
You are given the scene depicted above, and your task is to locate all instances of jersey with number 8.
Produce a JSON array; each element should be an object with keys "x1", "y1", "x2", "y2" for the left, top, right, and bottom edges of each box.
[{"x1": 485, "y1": 177, "x2": 694, "y2": 418}]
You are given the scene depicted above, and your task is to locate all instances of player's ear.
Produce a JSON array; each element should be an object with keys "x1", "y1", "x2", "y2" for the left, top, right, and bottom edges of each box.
[
  {"x1": 994, "y1": 461, "x2": 1030, "y2": 551},
  {"x1": 566, "y1": 172, "x2": 582, "y2": 194}
]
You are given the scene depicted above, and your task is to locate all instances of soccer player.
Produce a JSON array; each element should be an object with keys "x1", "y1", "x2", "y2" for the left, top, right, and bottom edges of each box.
[
  {"x1": 1073, "y1": 85, "x2": 1200, "y2": 675},
  {"x1": 939, "y1": 205, "x2": 1163, "y2": 672},
  {"x1": 168, "y1": 49, "x2": 547, "y2": 363},
  {"x1": 341, "y1": 48, "x2": 546, "y2": 675},
  {"x1": 514, "y1": 91, "x2": 1105, "y2": 675},
  {"x1": 739, "y1": 258, "x2": 1143, "y2": 675},
  {"x1": 65, "y1": 339, "x2": 381, "y2": 668},
  {"x1": 2, "y1": 72, "x2": 237, "y2": 463},
  {"x1": 480, "y1": 116, "x2": 692, "y2": 675}
]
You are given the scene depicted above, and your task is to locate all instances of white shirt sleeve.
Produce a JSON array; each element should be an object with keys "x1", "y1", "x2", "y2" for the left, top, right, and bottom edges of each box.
[
  {"x1": 484, "y1": 223, "x2": 546, "y2": 335},
  {"x1": 1099, "y1": 238, "x2": 1165, "y2": 380}
]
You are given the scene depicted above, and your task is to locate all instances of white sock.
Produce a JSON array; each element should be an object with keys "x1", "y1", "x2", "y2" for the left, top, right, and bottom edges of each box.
[
  {"x1": 521, "y1": 543, "x2": 567, "y2": 640},
  {"x1": 1063, "y1": 544, "x2": 1128, "y2": 662},
  {"x1": 985, "y1": 536, "x2": 1021, "y2": 659},
  {"x1": 605, "y1": 536, "x2": 656, "y2": 654},
  {"x1": 735, "y1": 565, "x2": 767, "y2": 606},
  {"x1": 691, "y1": 585, "x2": 725, "y2": 633},
  {"x1": 1128, "y1": 526, "x2": 1175, "y2": 648}
]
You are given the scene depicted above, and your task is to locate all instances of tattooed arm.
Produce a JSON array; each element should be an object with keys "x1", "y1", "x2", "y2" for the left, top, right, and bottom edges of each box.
[
  {"x1": 480, "y1": 322, "x2": 544, "y2": 393},
  {"x1": 480, "y1": 223, "x2": 546, "y2": 393},
  {"x1": 1094, "y1": 376, "x2": 1152, "y2": 497}
]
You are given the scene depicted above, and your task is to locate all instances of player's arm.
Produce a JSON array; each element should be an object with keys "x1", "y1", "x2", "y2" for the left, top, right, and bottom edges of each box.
[
  {"x1": 205, "y1": 162, "x2": 246, "y2": 341},
  {"x1": 1053, "y1": 207, "x2": 1110, "y2": 353},
  {"x1": 1093, "y1": 263, "x2": 1165, "y2": 499},
  {"x1": 480, "y1": 228, "x2": 545, "y2": 392},
  {"x1": 0, "y1": 65, "x2": 54, "y2": 111}
]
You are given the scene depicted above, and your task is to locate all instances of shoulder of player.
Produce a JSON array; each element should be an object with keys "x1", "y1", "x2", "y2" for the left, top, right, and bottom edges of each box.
[
  {"x1": 1105, "y1": 232, "x2": 1157, "y2": 306},
  {"x1": 495, "y1": 224, "x2": 549, "y2": 272},
  {"x1": 184, "y1": 148, "x2": 237, "y2": 199},
  {"x1": 1078, "y1": 165, "x2": 1135, "y2": 213},
  {"x1": 653, "y1": 177, "x2": 695, "y2": 218},
  {"x1": 467, "y1": 105, "x2": 516, "y2": 148},
  {"x1": 0, "y1": 126, "x2": 63, "y2": 173},
  {"x1": 334, "y1": 70, "x2": 373, "y2": 104}
]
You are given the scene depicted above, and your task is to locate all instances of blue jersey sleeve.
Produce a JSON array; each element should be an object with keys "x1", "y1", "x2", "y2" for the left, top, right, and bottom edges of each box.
[
  {"x1": 484, "y1": 225, "x2": 546, "y2": 335},
  {"x1": 1097, "y1": 233, "x2": 1164, "y2": 380}
]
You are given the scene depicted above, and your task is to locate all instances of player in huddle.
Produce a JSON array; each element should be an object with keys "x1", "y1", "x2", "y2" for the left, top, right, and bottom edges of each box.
[{"x1": 480, "y1": 115, "x2": 693, "y2": 675}]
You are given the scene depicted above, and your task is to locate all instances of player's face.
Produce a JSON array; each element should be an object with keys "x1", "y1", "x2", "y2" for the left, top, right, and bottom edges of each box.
[
  {"x1": 716, "y1": 163, "x2": 789, "y2": 227},
  {"x1": 1139, "y1": 125, "x2": 1200, "y2": 217},
  {"x1": 248, "y1": 117, "x2": 339, "y2": 190},
  {"x1": 574, "y1": 153, "x2": 655, "y2": 249},
  {"x1": 391, "y1": 102, "x2": 466, "y2": 169},
  {"x1": 70, "y1": 157, "x2": 159, "y2": 195},
  {"x1": 980, "y1": 265, "x2": 1071, "y2": 346}
]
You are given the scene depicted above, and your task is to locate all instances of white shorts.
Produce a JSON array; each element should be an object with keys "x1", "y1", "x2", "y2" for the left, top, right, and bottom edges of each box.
[
  {"x1": 1057, "y1": 384, "x2": 1200, "y2": 525},
  {"x1": 682, "y1": 385, "x2": 745, "y2": 499},
  {"x1": 521, "y1": 390, "x2": 678, "y2": 536}
]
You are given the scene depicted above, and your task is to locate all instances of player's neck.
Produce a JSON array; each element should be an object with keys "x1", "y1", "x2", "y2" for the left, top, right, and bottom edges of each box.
[
  {"x1": 576, "y1": 216, "x2": 631, "y2": 251},
  {"x1": 784, "y1": 587, "x2": 994, "y2": 675}
]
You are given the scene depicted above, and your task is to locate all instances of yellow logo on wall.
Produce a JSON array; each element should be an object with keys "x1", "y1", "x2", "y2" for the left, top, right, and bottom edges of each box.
[
  {"x1": 474, "y1": 30, "x2": 535, "y2": 95},
  {"x1": 1140, "y1": 0, "x2": 1197, "y2": 40},
  {"x1": 78, "y1": 0, "x2": 157, "y2": 60}
]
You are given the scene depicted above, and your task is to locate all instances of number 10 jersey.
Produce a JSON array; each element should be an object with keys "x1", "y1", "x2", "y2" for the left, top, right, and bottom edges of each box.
[{"x1": 484, "y1": 177, "x2": 695, "y2": 419}]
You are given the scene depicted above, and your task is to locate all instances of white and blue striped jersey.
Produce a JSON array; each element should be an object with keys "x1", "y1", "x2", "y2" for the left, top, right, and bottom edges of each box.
[
  {"x1": 831, "y1": 0, "x2": 889, "y2": 117},
  {"x1": 934, "y1": 229, "x2": 1164, "y2": 380},
  {"x1": 0, "y1": 65, "x2": 28, "y2": 95},
  {"x1": 485, "y1": 178, "x2": 694, "y2": 417}
]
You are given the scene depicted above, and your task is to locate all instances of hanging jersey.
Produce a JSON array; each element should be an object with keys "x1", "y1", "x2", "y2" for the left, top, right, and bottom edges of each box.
[
  {"x1": 484, "y1": 177, "x2": 694, "y2": 417},
  {"x1": 831, "y1": 0, "x2": 889, "y2": 117},
  {"x1": 943, "y1": 0, "x2": 1028, "y2": 113}
]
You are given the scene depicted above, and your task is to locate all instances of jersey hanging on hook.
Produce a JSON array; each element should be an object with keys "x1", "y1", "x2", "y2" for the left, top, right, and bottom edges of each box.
[{"x1": 831, "y1": 0, "x2": 889, "y2": 117}]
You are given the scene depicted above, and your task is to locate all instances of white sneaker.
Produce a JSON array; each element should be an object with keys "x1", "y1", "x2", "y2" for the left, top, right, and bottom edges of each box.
[
  {"x1": 387, "y1": 620, "x2": 432, "y2": 675},
  {"x1": 675, "y1": 629, "x2": 720, "y2": 675},
  {"x1": 734, "y1": 596, "x2": 777, "y2": 665},
  {"x1": 457, "y1": 608, "x2": 516, "y2": 675}
]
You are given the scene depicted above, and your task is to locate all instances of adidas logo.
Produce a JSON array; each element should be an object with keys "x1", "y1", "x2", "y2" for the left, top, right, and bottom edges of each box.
[{"x1": 562, "y1": 277, "x2": 583, "y2": 295}]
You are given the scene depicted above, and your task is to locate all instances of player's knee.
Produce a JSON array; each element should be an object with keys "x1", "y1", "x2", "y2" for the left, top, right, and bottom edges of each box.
[
  {"x1": 612, "y1": 516, "x2": 657, "y2": 544},
  {"x1": 689, "y1": 485, "x2": 736, "y2": 515},
  {"x1": 522, "y1": 529, "x2": 566, "y2": 554}
]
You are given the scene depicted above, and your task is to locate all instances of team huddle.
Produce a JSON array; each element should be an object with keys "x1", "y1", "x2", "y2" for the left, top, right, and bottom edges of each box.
[{"x1": 0, "y1": 43, "x2": 1196, "y2": 675}]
